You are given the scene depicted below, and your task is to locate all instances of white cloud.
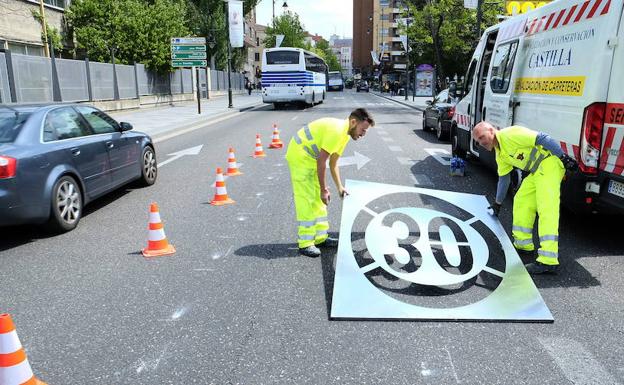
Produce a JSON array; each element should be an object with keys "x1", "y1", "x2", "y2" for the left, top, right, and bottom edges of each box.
[{"x1": 255, "y1": 0, "x2": 353, "y2": 40}]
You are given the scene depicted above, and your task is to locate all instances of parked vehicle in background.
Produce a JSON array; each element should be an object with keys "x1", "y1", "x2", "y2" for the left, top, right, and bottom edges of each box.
[
  {"x1": 356, "y1": 81, "x2": 369, "y2": 92},
  {"x1": 345, "y1": 79, "x2": 354, "y2": 89},
  {"x1": 0, "y1": 104, "x2": 157, "y2": 232},
  {"x1": 261, "y1": 47, "x2": 328, "y2": 109},
  {"x1": 451, "y1": 0, "x2": 624, "y2": 214},
  {"x1": 422, "y1": 88, "x2": 457, "y2": 141},
  {"x1": 328, "y1": 71, "x2": 344, "y2": 91}
]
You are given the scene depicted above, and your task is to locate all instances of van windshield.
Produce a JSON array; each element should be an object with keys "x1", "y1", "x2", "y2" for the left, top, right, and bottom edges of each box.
[
  {"x1": 329, "y1": 73, "x2": 342, "y2": 80},
  {"x1": 0, "y1": 111, "x2": 30, "y2": 143}
]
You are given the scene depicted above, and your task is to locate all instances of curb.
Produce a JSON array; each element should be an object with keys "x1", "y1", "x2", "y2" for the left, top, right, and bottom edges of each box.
[
  {"x1": 152, "y1": 101, "x2": 266, "y2": 143},
  {"x1": 372, "y1": 92, "x2": 426, "y2": 112}
]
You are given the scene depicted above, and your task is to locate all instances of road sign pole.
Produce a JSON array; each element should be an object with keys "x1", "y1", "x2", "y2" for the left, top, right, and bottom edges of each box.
[
  {"x1": 196, "y1": 67, "x2": 201, "y2": 115},
  {"x1": 225, "y1": 0, "x2": 233, "y2": 109}
]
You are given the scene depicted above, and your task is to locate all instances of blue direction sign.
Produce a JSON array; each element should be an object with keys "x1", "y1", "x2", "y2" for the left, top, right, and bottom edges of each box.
[
  {"x1": 172, "y1": 60, "x2": 207, "y2": 67},
  {"x1": 172, "y1": 52, "x2": 207, "y2": 60},
  {"x1": 171, "y1": 37, "x2": 206, "y2": 67}
]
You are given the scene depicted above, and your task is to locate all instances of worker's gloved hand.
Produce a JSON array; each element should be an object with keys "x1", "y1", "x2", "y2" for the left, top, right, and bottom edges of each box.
[
  {"x1": 488, "y1": 202, "x2": 501, "y2": 217},
  {"x1": 559, "y1": 154, "x2": 579, "y2": 172},
  {"x1": 321, "y1": 188, "x2": 331, "y2": 205}
]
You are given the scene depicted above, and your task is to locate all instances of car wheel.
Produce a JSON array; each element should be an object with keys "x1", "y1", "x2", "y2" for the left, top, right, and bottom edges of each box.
[
  {"x1": 436, "y1": 119, "x2": 448, "y2": 141},
  {"x1": 48, "y1": 175, "x2": 82, "y2": 233},
  {"x1": 139, "y1": 146, "x2": 157, "y2": 186},
  {"x1": 273, "y1": 102, "x2": 281, "y2": 110},
  {"x1": 451, "y1": 125, "x2": 466, "y2": 158},
  {"x1": 422, "y1": 113, "x2": 429, "y2": 131}
]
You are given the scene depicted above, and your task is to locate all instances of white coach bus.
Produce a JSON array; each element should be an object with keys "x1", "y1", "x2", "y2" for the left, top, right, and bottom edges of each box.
[{"x1": 261, "y1": 47, "x2": 328, "y2": 109}]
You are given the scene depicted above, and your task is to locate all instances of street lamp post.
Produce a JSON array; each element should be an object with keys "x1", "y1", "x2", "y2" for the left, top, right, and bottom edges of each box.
[
  {"x1": 273, "y1": 1, "x2": 288, "y2": 26},
  {"x1": 224, "y1": 0, "x2": 233, "y2": 108}
]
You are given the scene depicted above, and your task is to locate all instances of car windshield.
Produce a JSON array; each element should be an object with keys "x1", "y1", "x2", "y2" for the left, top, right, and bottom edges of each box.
[{"x1": 0, "y1": 111, "x2": 30, "y2": 143}]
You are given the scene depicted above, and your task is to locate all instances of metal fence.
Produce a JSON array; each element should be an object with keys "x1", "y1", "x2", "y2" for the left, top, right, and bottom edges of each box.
[{"x1": 0, "y1": 52, "x2": 243, "y2": 104}]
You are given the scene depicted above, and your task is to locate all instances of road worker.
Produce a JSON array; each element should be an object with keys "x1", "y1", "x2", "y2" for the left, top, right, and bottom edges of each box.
[
  {"x1": 286, "y1": 108, "x2": 375, "y2": 258},
  {"x1": 472, "y1": 122, "x2": 578, "y2": 274}
]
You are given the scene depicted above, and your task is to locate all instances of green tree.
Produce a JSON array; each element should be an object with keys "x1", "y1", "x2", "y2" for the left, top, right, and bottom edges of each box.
[
  {"x1": 263, "y1": 12, "x2": 306, "y2": 48},
  {"x1": 403, "y1": 0, "x2": 504, "y2": 86},
  {"x1": 186, "y1": 0, "x2": 260, "y2": 71},
  {"x1": 66, "y1": 0, "x2": 189, "y2": 73},
  {"x1": 312, "y1": 38, "x2": 342, "y2": 72}
]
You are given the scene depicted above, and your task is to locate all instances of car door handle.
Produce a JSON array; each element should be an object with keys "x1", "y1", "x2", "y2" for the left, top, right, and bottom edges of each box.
[
  {"x1": 71, "y1": 148, "x2": 81, "y2": 156},
  {"x1": 106, "y1": 141, "x2": 114, "y2": 149}
]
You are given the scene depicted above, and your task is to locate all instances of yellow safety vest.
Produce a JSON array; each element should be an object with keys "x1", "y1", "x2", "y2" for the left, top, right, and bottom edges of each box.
[
  {"x1": 286, "y1": 118, "x2": 350, "y2": 168},
  {"x1": 495, "y1": 126, "x2": 553, "y2": 176}
]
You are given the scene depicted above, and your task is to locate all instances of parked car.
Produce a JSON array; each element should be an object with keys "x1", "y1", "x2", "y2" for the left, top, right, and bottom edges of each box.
[
  {"x1": 356, "y1": 81, "x2": 370, "y2": 92},
  {"x1": 0, "y1": 104, "x2": 157, "y2": 232},
  {"x1": 344, "y1": 79, "x2": 354, "y2": 89},
  {"x1": 422, "y1": 88, "x2": 457, "y2": 141}
]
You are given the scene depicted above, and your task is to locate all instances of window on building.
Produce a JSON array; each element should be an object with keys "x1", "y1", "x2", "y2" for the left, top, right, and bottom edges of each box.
[
  {"x1": 7, "y1": 42, "x2": 44, "y2": 56},
  {"x1": 44, "y1": 0, "x2": 66, "y2": 8},
  {"x1": 380, "y1": 14, "x2": 390, "y2": 20},
  {"x1": 255, "y1": 52, "x2": 260, "y2": 61},
  {"x1": 380, "y1": 0, "x2": 390, "y2": 6},
  {"x1": 256, "y1": 37, "x2": 260, "y2": 46}
]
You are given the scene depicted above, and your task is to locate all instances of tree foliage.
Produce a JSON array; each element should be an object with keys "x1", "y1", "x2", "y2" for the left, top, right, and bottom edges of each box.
[
  {"x1": 186, "y1": 0, "x2": 260, "y2": 71},
  {"x1": 311, "y1": 38, "x2": 342, "y2": 72},
  {"x1": 263, "y1": 12, "x2": 307, "y2": 49},
  {"x1": 66, "y1": 0, "x2": 190, "y2": 73},
  {"x1": 403, "y1": 0, "x2": 504, "y2": 85}
]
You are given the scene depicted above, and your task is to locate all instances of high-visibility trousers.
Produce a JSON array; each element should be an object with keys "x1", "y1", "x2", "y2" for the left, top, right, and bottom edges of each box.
[
  {"x1": 511, "y1": 156, "x2": 565, "y2": 265},
  {"x1": 287, "y1": 162, "x2": 329, "y2": 248}
]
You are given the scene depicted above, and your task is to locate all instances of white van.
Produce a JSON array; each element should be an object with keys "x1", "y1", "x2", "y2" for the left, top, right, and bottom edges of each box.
[{"x1": 451, "y1": 0, "x2": 624, "y2": 214}]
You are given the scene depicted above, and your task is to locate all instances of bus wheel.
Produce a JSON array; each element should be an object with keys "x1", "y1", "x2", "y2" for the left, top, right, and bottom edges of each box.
[
  {"x1": 312, "y1": 92, "x2": 316, "y2": 105},
  {"x1": 273, "y1": 102, "x2": 281, "y2": 110}
]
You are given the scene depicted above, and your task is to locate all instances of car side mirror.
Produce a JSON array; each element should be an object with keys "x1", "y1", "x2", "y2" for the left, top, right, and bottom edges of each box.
[
  {"x1": 426, "y1": 100, "x2": 432, "y2": 106},
  {"x1": 120, "y1": 122, "x2": 133, "y2": 132}
]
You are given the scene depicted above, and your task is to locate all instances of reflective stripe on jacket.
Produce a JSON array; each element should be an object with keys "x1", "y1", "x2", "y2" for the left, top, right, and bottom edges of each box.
[{"x1": 285, "y1": 118, "x2": 350, "y2": 168}]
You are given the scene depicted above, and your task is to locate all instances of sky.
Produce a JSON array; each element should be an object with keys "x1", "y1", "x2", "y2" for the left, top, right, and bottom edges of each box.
[{"x1": 255, "y1": 0, "x2": 353, "y2": 40}]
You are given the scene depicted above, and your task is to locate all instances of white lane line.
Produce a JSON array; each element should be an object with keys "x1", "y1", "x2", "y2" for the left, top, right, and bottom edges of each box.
[
  {"x1": 538, "y1": 337, "x2": 618, "y2": 385},
  {"x1": 412, "y1": 174, "x2": 433, "y2": 186},
  {"x1": 425, "y1": 148, "x2": 452, "y2": 166},
  {"x1": 397, "y1": 157, "x2": 416, "y2": 165},
  {"x1": 381, "y1": 137, "x2": 394, "y2": 142},
  {"x1": 388, "y1": 145, "x2": 403, "y2": 152},
  {"x1": 291, "y1": 115, "x2": 298, "y2": 120}
]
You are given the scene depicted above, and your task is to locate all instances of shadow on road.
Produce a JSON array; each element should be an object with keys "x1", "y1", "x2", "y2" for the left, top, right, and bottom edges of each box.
[{"x1": 234, "y1": 243, "x2": 300, "y2": 259}]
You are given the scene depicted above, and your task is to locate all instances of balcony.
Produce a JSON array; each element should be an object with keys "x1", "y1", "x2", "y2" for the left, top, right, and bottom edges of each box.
[{"x1": 390, "y1": 50, "x2": 404, "y2": 56}]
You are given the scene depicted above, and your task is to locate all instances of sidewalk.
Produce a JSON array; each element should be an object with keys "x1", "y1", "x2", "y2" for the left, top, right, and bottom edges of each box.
[
  {"x1": 372, "y1": 91, "x2": 431, "y2": 112},
  {"x1": 109, "y1": 92, "x2": 263, "y2": 140}
]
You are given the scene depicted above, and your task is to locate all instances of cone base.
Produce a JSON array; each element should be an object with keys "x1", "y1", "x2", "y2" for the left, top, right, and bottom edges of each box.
[
  {"x1": 226, "y1": 170, "x2": 243, "y2": 176},
  {"x1": 211, "y1": 197, "x2": 235, "y2": 205},
  {"x1": 252, "y1": 153, "x2": 267, "y2": 158},
  {"x1": 269, "y1": 143, "x2": 283, "y2": 149},
  {"x1": 142, "y1": 244, "x2": 176, "y2": 258}
]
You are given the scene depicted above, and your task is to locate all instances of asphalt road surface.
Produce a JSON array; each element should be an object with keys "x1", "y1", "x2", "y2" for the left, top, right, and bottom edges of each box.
[{"x1": 1, "y1": 90, "x2": 623, "y2": 384}]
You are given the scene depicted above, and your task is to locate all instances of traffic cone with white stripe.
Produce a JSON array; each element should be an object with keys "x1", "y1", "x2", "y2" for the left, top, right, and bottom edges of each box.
[
  {"x1": 252, "y1": 134, "x2": 267, "y2": 158},
  {"x1": 268, "y1": 123, "x2": 283, "y2": 149},
  {"x1": 142, "y1": 202, "x2": 176, "y2": 257},
  {"x1": 225, "y1": 147, "x2": 243, "y2": 176},
  {"x1": 211, "y1": 168, "x2": 235, "y2": 206},
  {"x1": 0, "y1": 313, "x2": 47, "y2": 385}
]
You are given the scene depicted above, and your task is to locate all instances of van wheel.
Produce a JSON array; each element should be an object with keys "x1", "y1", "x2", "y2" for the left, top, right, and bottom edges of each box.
[
  {"x1": 451, "y1": 125, "x2": 466, "y2": 158},
  {"x1": 48, "y1": 175, "x2": 83, "y2": 233},
  {"x1": 436, "y1": 119, "x2": 448, "y2": 141}
]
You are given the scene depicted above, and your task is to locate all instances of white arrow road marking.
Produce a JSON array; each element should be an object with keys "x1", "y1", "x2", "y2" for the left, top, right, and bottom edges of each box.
[
  {"x1": 425, "y1": 148, "x2": 451, "y2": 166},
  {"x1": 157, "y1": 145, "x2": 203, "y2": 168},
  {"x1": 326, "y1": 151, "x2": 371, "y2": 170}
]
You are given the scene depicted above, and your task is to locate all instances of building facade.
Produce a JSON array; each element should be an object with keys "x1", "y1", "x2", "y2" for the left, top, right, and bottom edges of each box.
[
  {"x1": 330, "y1": 37, "x2": 353, "y2": 78},
  {"x1": 372, "y1": 0, "x2": 410, "y2": 83},
  {"x1": 352, "y1": 0, "x2": 374, "y2": 77},
  {"x1": 252, "y1": 23, "x2": 267, "y2": 88},
  {"x1": 0, "y1": 0, "x2": 71, "y2": 57}
]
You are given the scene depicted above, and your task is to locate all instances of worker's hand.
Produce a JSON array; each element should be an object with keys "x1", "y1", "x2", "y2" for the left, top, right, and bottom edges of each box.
[
  {"x1": 339, "y1": 187, "x2": 349, "y2": 199},
  {"x1": 488, "y1": 202, "x2": 501, "y2": 217},
  {"x1": 559, "y1": 154, "x2": 579, "y2": 172},
  {"x1": 321, "y1": 188, "x2": 331, "y2": 205}
]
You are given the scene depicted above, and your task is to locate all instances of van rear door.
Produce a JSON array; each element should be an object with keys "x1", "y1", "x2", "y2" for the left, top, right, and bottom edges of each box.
[{"x1": 602, "y1": 10, "x2": 624, "y2": 200}]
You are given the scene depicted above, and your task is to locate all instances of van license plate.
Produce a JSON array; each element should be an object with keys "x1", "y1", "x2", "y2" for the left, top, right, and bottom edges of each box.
[{"x1": 608, "y1": 180, "x2": 624, "y2": 198}]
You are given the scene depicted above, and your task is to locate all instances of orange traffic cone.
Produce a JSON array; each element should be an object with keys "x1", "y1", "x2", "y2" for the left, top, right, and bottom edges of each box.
[
  {"x1": 252, "y1": 134, "x2": 267, "y2": 158},
  {"x1": 0, "y1": 313, "x2": 47, "y2": 385},
  {"x1": 142, "y1": 202, "x2": 176, "y2": 257},
  {"x1": 268, "y1": 123, "x2": 283, "y2": 149},
  {"x1": 211, "y1": 168, "x2": 235, "y2": 206},
  {"x1": 225, "y1": 147, "x2": 243, "y2": 176}
]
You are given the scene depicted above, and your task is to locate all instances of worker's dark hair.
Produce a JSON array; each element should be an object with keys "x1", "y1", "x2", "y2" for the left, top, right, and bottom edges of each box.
[{"x1": 349, "y1": 108, "x2": 375, "y2": 126}]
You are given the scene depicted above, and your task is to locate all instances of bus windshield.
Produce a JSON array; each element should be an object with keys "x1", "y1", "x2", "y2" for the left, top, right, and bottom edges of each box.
[{"x1": 266, "y1": 51, "x2": 300, "y2": 65}]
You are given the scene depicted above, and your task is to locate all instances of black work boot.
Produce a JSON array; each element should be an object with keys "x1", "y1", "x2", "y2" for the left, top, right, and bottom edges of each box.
[
  {"x1": 525, "y1": 261, "x2": 559, "y2": 275},
  {"x1": 299, "y1": 245, "x2": 321, "y2": 258},
  {"x1": 317, "y1": 237, "x2": 339, "y2": 248}
]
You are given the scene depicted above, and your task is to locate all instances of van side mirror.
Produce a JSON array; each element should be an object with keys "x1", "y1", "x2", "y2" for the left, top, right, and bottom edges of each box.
[
  {"x1": 120, "y1": 122, "x2": 133, "y2": 132},
  {"x1": 426, "y1": 100, "x2": 432, "y2": 106}
]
